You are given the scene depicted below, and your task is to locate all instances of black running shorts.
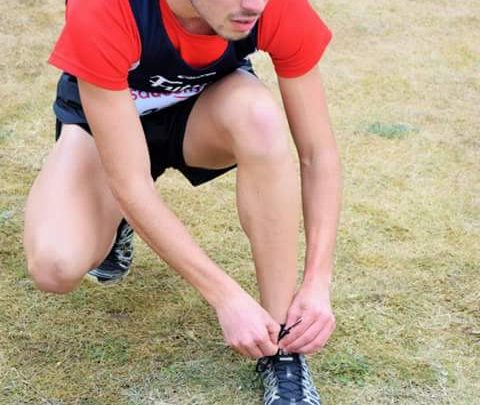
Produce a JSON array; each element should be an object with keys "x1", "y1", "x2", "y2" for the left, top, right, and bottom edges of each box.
[{"x1": 54, "y1": 74, "x2": 235, "y2": 186}]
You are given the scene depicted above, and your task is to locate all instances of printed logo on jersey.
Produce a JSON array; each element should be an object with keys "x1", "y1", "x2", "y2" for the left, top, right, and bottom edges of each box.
[
  {"x1": 149, "y1": 75, "x2": 209, "y2": 93},
  {"x1": 131, "y1": 72, "x2": 217, "y2": 115}
]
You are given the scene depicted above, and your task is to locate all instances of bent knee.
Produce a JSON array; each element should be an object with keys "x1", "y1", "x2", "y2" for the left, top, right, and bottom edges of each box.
[
  {"x1": 223, "y1": 85, "x2": 290, "y2": 161},
  {"x1": 27, "y1": 251, "x2": 85, "y2": 294}
]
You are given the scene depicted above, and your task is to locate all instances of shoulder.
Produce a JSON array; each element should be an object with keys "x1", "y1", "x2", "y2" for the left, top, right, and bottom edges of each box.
[
  {"x1": 49, "y1": 0, "x2": 140, "y2": 90},
  {"x1": 260, "y1": 0, "x2": 321, "y2": 29},
  {"x1": 65, "y1": 0, "x2": 133, "y2": 25},
  {"x1": 257, "y1": 0, "x2": 332, "y2": 78},
  {"x1": 259, "y1": 0, "x2": 331, "y2": 51}
]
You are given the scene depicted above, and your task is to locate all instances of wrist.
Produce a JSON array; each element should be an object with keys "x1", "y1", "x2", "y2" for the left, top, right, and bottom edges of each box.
[
  {"x1": 302, "y1": 268, "x2": 333, "y2": 291},
  {"x1": 205, "y1": 277, "x2": 245, "y2": 310},
  {"x1": 303, "y1": 252, "x2": 334, "y2": 282}
]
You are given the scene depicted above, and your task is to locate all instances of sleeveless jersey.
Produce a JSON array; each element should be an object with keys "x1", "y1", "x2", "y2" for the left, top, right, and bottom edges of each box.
[{"x1": 54, "y1": 0, "x2": 258, "y2": 124}]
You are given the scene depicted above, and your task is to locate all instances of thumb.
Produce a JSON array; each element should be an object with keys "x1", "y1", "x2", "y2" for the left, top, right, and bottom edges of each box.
[{"x1": 267, "y1": 320, "x2": 281, "y2": 345}]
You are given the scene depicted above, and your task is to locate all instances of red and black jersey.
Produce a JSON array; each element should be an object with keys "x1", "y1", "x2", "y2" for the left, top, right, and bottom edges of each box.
[
  {"x1": 50, "y1": 0, "x2": 332, "y2": 118},
  {"x1": 50, "y1": 0, "x2": 332, "y2": 87}
]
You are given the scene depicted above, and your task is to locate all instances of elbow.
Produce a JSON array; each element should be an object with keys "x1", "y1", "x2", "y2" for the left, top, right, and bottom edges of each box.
[
  {"x1": 299, "y1": 148, "x2": 342, "y2": 174},
  {"x1": 108, "y1": 172, "x2": 156, "y2": 210}
]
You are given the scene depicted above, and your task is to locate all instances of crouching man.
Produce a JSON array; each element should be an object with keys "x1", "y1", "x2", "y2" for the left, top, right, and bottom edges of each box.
[{"x1": 24, "y1": 0, "x2": 341, "y2": 403}]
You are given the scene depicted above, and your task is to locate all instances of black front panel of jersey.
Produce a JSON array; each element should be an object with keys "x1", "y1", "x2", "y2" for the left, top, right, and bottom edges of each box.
[{"x1": 127, "y1": 0, "x2": 258, "y2": 94}]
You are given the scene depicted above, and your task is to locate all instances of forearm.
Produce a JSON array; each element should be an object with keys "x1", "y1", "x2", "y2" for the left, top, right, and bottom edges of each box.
[
  {"x1": 77, "y1": 80, "x2": 243, "y2": 308},
  {"x1": 112, "y1": 180, "x2": 244, "y2": 307},
  {"x1": 300, "y1": 147, "x2": 342, "y2": 286},
  {"x1": 278, "y1": 68, "x2": 342, "y2": 287}
]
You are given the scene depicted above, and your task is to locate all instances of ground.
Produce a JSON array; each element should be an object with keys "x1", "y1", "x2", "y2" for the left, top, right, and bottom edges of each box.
[{"x1": 0, "y1": 0, "x2": 479, "y2": 404}]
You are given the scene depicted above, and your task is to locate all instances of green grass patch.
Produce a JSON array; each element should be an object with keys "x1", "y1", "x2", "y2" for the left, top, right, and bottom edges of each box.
[
  {"x1": 321, "y1": 351, "x2": 371, "y2": 386},
  {"x1": 366, "y1": 122, "x2": 418, "y2": 139},
  {"x1": 86, "y1": 338, "x2": 131, "y2": 365},
  {"x1": 0, "y1": 127, "x2": 15, "y2": 143}
]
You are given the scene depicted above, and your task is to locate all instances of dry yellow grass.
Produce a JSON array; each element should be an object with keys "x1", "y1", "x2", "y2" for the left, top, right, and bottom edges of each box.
[{"x1": 1, "y1": 0, "x2": 479, "y2": 404}]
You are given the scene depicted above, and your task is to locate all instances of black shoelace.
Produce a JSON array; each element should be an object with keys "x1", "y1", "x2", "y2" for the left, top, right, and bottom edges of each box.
[{"x1": 278, "y1": 319, "x2": 303, "y2": 341}]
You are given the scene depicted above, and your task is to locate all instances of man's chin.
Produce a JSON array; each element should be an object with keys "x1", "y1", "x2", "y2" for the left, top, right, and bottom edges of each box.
[
  {"x1": 219, "y1": 30, "x2": 251, "y2": 41},
  {"x1": 214, "y1": 22, "x2": 254, "y2": 41}
]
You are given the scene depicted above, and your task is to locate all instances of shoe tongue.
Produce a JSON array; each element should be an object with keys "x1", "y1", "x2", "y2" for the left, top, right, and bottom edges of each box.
[
  {"x1": 274, "y1": 352, "x2": 304, "y2": 400},
  {"x1": 278, "y1": 349, "x2": 294, "y2": 361}
]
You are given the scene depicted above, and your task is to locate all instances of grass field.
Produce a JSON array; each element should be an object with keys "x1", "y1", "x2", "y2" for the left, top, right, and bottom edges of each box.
[{"x1": 1, "y1": 0, "x2": 479, "y2": 404}]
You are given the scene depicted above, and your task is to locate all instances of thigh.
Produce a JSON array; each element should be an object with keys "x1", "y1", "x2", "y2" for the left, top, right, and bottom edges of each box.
[
  {"x1": 183, "y1": 69, "x2": 275, "y2": 170},
  {"x1": 24, "y1": 124, "x2": 123, "y2": 277}
]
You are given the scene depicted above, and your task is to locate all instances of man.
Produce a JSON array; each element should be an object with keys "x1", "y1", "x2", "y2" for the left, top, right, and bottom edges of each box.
[{"x1": 23, "y1": 0, "x2": 341, "y2": 403}]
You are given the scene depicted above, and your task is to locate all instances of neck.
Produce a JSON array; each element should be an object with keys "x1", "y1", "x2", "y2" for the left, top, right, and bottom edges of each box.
[{"x1": 165, "y1": 0, "x2": 215, "y2": 35}]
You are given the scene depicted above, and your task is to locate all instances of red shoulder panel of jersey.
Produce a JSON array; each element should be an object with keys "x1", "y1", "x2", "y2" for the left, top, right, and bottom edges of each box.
[
  {"x1": 48, "y1": 0, "x2": 141, "y2": 90},
  {"x1": 258, "y1": 0, "x2": 332, "y2": 78}
]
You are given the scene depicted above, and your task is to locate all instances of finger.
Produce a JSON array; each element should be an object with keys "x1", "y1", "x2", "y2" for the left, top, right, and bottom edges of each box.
[
  {"x1": 293, "y1": 319, "x2": 335, "y2": 354},
  {"x1": 301, "y1": 332, "x2": 329, "y2": 354},
  {"x1": 300, "y1": 340, "x2": 324, "y2": 355},
  {"x1": 306, "y1": 319, "x2": 336, "y2": 353},
  {"x1": 284, "y1": 322, "x2": 322, "y2": 352},
  {"x1": 243, "y1": 342, "x2": 264, "y2": 359},
  {"x1": 267, "y1": 321, "x2": 281, "y2": 345},
  {"x1": 280, "y1": 316, "x2": 314, "y2": 348},
  {"x1": 229, "y1": 337, "x2": 255, "y2": 359},
  {"x1": 258, "y1": 337, "x2": 279, "y2": 357},
  {"x1": 230, "y1": 345, "x2": 250, "y2": 357}
]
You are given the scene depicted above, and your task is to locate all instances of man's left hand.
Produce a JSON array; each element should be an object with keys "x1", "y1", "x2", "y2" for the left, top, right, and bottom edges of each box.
[{"x1": 279, "y1": 280, "x2": 335, "y2": 354}]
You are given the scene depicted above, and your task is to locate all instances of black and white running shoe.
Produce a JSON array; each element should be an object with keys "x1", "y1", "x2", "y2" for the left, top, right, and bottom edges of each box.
[
  {"x1": 86, "y1": 219, "x2": 134, "y2": 285},
  {"x1": 256, "y1": 350, "x2": 321, "y2": 405}
]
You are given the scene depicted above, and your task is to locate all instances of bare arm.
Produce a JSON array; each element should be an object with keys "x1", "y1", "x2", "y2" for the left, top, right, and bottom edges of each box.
[
  {"x1": 78, "y1": 80, "x2": 239, "y2": 306},
  {"x1": 277, "y1": 66, "x2": 342, "y2": 353},
  {"x1": 78, "y1": 80, "x2": 280, "y2": 357},
  {"x1": 279, "y1": 66, "x2": 342, "y2": 287}
]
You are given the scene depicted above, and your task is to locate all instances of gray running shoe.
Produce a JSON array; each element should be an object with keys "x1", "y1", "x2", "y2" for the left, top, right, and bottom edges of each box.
[
  {"x1": 86, "y1": 219, "x2": 134, "y2": 285},
  {"x1": 256, "y1": 351, "x2": 321, "y2": 405}
]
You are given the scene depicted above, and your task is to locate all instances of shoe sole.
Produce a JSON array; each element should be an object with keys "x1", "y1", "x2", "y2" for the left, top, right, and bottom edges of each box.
[{"x1": 83, "y1": 268, "x2": 131, "y2": 287}]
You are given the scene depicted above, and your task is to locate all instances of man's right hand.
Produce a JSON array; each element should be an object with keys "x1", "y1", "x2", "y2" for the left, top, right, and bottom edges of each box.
[{"x1": 215, "y1": 290, "x2": 280, "y2": 359}]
